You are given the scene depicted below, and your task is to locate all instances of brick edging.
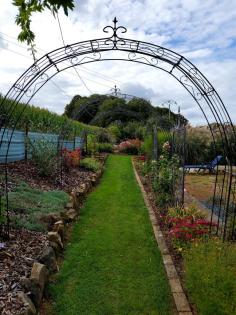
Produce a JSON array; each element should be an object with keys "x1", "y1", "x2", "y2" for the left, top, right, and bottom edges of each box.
[{"x1": 132, "y1": 159, "x2": 193, "y2": 315}]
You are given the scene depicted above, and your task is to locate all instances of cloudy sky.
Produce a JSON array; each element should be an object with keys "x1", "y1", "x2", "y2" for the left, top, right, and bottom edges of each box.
[{"x1": 0, "y1": 0, "x2": 236, "y2": 125}]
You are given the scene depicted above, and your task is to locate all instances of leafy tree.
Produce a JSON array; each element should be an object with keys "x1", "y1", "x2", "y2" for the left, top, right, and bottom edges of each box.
[
  {"x1": 64, "y1": 94, "x2": 107, "y2": 124},
  {"x1": 13, "y1": 0, "x2": 75, "y2": 44},
  {"x1": 128, "y1": 98, "x2": 153, "y2": 119},
  {"x1": 99, "y1": 98, "x2": 126, "y2": 112}
]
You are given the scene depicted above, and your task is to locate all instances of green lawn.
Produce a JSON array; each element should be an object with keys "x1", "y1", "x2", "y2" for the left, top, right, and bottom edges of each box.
[{"x1": 50, "y1": 155, "x2": 172, "y2": 315}]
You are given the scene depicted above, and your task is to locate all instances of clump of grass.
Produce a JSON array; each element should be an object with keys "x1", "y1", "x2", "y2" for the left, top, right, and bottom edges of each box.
[
  {"x1": 183, "y1": 238, "x2": 236, "y2": 315},
  {"x1": 6, "y1": 181, "x2": 69, "y2": 231},
  {"x1": 80, "y1": 157, "x2": 101, "y2": 172}
]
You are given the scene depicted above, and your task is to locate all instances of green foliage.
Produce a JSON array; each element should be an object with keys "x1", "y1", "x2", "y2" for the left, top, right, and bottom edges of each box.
[
  {"x1": 153, "y1": 152, "x2": 180, "y2": 208},
  {"x1": 6, "y1": 181, "x2": 69, "y2": 231},
  {"x1": 64, "y1": 94, "x2": 184, "y2": 139},
  {"x1": 168, "y1": 203, "x2": 205, "y2": 221},
  {"x1": 108, "y1": 124, "x2": 122, "y2": 141},
  {"x1": 13, "y1": 0, "x2": 75, "y2": 44},
  {"x1": 184, "y1": 238, "x2": 236, "y2": 315},
  {"x1": 64, "y1": 94, "x2": 107, "y2": 124},
  {"x1": 28, "y1": 138, "x2": 57, "y2": 177},
  {"x1": 86, "y1": 134, "x2": 97, "y2": 155},
  {"x1": 142, "y1": 143, "x2": 180, "y2": 208},
  {"x1": 95, "y1": 129, "x2": 114, "y2": 143},
  {"x1": 98, "y1": 98, "x2": 126, "y2": 112},
  {"x1": 96, "y1": 143, "x2": 113, "y2": 153},
  {"x1": 0, "y1": 94, "x2": 103, "y2": 138},
  {"x1": 141, "y1": 135, "x2": 153, "y2": 157},
  {"x1": 80, "y1": 158, "x2": 101, "y2": 172},
  {"x1": 185, "y1": 126, "x2": 232, "y2": 164},
  {"x1": 122, "y1": 121, "x2": 145, "y2": 140}
]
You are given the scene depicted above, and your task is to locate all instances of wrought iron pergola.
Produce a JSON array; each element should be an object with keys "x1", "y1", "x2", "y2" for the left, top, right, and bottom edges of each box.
[{"x1": 0, "y1": 17, "x2": 235, "y2": 239}]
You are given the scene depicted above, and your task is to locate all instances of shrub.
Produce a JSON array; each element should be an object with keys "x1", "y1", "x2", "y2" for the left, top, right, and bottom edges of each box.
[
  {"x1": 184, "y1": 238, "x2": 236, "y2": 315},
  {"x1": 62, "y1": 148, "x2": 81, "y2": 169},
  {"x1": 117, "y1": 139, "x2": 142, "y2": 155},
  {"x1": 95, "y1": 129, "x2": 114, "y2": 143},
  {"x1": 6, "y1": 181, "x2": 69, "y2": 231},
  {"x1": 96, "y1": 143, "x2": 113, "y2": 153},
  {"x1": 169, "y1": 217, "x2": 214, "y2": 249},
  {"x1": 141, "y1": 135, "x2": 153, "y2": 158},
  {"x1": 80, "y1": 158, "x2": 101, "y2": 172},
  {"x1": 152, "y1": 142, "x2": 180, "y2": 208},
  {"x1": 167, "y1": 203, "x2": 205, "y2": 222},
  {"x1": 161, "y1": 204, "x2": 216, "y2": 250},
  {"x1": 28, "y1": 138, "x2": 57, "y2": 177}
]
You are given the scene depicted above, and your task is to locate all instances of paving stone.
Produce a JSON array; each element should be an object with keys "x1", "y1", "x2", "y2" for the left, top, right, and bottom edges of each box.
[
  {"x1": 48, "y1": 231, "x2": 63, "y2": 248},
  {"x1": 169, "y1": 278, "x2": 183, "y2": 293},
  {"x1": 163, "y1": 254, "x2": 173, "y2": 265},
  {"x1": 165, "y1": 263, "x2": 178, "y2": 279},
  {"x1": 18, "y1": 291, "x2": 36, "y2": 315},
  {"x1": 173, "y1": 292, "x2": 192, "y2": 312},
  {"x1": 30, "y1": 262, "x2": 48, "y2": 291},
  {"x1": 65, "y1": 202, "x2": 74, "y2": 209}
]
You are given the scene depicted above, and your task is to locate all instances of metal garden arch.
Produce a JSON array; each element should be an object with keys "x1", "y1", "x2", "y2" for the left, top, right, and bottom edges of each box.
[{"x1": 0, "y1": 18, "x2": 236, "y2": 239}]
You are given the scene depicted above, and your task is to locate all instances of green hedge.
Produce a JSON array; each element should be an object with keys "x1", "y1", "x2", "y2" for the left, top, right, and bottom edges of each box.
[{"x1": 0, "y1": 95, "x2": 104, "y2": 139}]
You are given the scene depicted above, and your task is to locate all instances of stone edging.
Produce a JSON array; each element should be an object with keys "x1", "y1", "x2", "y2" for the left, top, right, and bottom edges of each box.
[
  {"x1": 18, "y1": 159, "x2": 106, "y2": 315},
  {"x1": 132, "y1": 159, "x2": 193, "y2": 315}
]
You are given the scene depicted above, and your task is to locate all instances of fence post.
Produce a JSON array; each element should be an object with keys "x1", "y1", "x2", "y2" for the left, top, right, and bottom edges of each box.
[
  {"x1": 153, "y1": 125, "x2": 158, "y2": 161},
  {"x1": 73, "y1": 130, "x2": 76, "y2": 150},
  {"x1": 85, "y1": 132, "x2": 88, "y2": 154},
  {"x1": 25, "y1": 122, "x2": 29, "y2": 161}
]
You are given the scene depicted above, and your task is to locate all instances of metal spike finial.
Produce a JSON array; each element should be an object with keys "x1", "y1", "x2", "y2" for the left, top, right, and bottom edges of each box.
[{"x1": 103, "y1": 18, "x2": 127, "y2": 48}]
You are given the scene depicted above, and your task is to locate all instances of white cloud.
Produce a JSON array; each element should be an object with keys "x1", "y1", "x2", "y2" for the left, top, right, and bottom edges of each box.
[{"x1": 0, "y1": 0, "x2": 236, "y2": 126}]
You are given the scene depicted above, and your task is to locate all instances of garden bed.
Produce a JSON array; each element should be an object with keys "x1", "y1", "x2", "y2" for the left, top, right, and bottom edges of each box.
[
  {"x1": 134, "y1": 158, "x2": 236, "y2": 315},
  {"x1": 0, "y1": 159, "x2": 98, "y2": 193},
  {"x1": 133, "y1": 158, "x2": 197, "y2": 314},
  {"x1": 0, "y1": 153, "x2": 107, "y2": 315},
  {"x1": 0, "y1": 229, "x2": 48, "y2": 315}
]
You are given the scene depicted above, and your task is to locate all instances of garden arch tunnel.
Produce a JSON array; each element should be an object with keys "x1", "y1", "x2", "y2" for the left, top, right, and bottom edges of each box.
[{"x1": 0, "y1": 17, "x2": 235, "y2": 239}]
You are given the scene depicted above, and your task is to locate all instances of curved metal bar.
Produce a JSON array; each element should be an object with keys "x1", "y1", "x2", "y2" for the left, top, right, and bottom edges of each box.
[{"x1": 0, "y1": 18, "x2": 235, "y2": 239}]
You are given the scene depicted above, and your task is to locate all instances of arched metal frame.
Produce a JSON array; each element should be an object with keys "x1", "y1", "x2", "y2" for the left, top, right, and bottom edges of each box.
[{"x1": 0, "y1": 18, "x2": 236, "y2": 239}]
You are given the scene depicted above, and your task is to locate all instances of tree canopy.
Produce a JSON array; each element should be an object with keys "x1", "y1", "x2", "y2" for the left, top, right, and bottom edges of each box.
[
  {"x1": 13, "y1": 0, "x2": 75, "y2": 44},
  {"x1": 64, "y1": 94, "x2": 187, "y2": 140}
]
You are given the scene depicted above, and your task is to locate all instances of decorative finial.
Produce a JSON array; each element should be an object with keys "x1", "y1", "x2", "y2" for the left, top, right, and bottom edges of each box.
[
  {"x1": 103, "y1": 18, "x2": 127, "y2": 49},
  {"x1": 110, "y1": 85, "x2": 120, "y2": 96}
]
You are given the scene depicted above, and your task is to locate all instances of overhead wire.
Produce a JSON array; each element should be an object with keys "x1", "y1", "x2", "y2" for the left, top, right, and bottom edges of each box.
[
  {"x1": 0, "y1": 45, "x2": 113, "y2": 89},
  {"x1": 0, "y1": 31, "x2": 121, "y2": 85},
  {"x1": 55, "y1": 12, "x2": 94, "y2": 94}
]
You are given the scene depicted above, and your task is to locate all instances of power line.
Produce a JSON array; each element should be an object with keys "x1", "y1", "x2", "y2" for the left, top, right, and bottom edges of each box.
[
  {"x1": 0, "y1": 31, "x2": 121, "y2": 85},
  {"x1": 55, "y1": 12, "x2": 93, "y2": 94},
  {"x1": 1, "y1": 45, "x2": 113, "y2": 89}
]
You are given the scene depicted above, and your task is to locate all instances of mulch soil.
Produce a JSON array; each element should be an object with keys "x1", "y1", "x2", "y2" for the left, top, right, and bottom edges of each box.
[
  {"x1": 0, "y1": 154, "x2": 107, "y2": 315},
  {"x1": 0, "y1": 160, "x2": 96, "y2": 193},
  {"x1": 0, "y1": 230, "x2": 48, "y2": 315}
]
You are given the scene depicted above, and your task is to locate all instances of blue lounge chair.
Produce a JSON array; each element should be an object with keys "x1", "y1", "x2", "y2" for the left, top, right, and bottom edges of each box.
[{"x1": 184, "y1": 155, "x2": 223, "y2": 173}]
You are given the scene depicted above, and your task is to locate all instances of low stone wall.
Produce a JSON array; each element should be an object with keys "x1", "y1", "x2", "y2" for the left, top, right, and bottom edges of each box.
[{"x1": 18, "y1": 163, "x2": 105, "y2": 315}]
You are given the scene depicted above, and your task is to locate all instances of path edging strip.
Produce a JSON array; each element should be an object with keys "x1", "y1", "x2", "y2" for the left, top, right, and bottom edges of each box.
[{"x1": 132, "y1": 159, "x2": 193, "y2": 315}]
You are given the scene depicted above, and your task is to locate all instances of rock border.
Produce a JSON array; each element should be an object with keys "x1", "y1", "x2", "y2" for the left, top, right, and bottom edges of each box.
[
  {"x1": 132, "y1": 159, "x2": 193, "y2": 315},
  {"x1": 18, "y1": 158, "x2": 106, "y2": 315}
]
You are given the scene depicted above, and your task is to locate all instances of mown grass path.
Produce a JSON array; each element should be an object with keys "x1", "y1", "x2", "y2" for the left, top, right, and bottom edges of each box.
[{"x1": 50, "y1": 155, "x2": 172, "y2": 315}]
